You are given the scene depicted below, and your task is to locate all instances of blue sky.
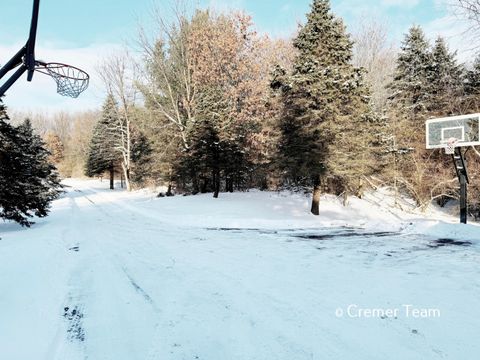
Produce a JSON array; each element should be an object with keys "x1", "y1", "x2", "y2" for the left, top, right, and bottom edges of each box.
[{"x1": 0, "y1": 0, "x2": 469, "y2": 112}]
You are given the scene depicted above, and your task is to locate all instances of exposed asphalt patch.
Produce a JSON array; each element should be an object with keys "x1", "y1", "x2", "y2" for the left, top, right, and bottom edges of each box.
[
  {"x1": 428, "y1": 238, "x2": 472, "y2": 248},
  {"x1": 294, "y1": 231, "x2": 400, "y2": 241},
  {"x1": 205, "y1": 227, "x2": 474, "y2": 255},
  {"x1": 206, "y1": 227, "x2": 402, "y2": 243},
  {"x1": 206, "y1": 227, "x2": 359, "y2": 235},
  {"x1": 63, "y1": 305, "x2": 85, "y2": 342}
]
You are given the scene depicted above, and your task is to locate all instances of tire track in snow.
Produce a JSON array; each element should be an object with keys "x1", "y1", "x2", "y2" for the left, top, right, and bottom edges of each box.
[
  {"x1": 72, "y1": 186, "x2": 184, "y2": 360},
  {"x1": 68, "y1": 185, "x2": 166, "y2": 359},
  {"x1": 79, "y1": 186, "x2": 168, "y2": 360},
  {"x1": 71, "y1": 187, "x2": 163, "y2": 309},
  {"x1": 46, "y1": 194, "x2": 89, "y2": 360}
]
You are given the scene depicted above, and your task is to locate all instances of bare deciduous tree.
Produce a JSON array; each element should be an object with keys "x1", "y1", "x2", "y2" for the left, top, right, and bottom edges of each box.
[
  {"x1": 137, "y1": 1, "x2": 196, "y2": 151},
  {"x1": 99, "y1": 52, "x2": 138, "y2": 191},
  {"x1": 452, "y1": 0, "x2": 480, "y2": 50},
  {"x1": 456, "y1": 0, "x2": 480, "y2": 28},
  {"x1": 353, "y1": 19, "x2": 397, "y2": 112}
]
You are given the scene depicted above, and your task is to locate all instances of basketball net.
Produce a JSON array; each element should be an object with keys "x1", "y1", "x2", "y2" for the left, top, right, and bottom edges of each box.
[
  {"x1": 445, "y1": 137, "x2": 458, "y2": 155},
  {"x1": 35, "y1": 62, "x2": 89, "y2": 98}
]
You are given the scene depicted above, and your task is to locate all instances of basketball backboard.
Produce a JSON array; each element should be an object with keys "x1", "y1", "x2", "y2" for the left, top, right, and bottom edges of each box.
[{"x1": 426, "y1": 114, "x2": 480, "y2": 150}]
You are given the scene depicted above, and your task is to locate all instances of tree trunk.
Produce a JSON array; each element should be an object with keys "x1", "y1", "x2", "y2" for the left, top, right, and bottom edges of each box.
[
  {"x1": 311, "y1": 175, "x2": 321, "y2": 215},
  {"x1": 126, "y1": 168, "x2": 131, "y2": 191},
  {"x1": 200, "y1": 177, "x2": 209, "y2": 193},
  {"x1": 109, "y1": 164, "x2": 115, "y2": 190},
  {"x1": 226, "y1": 177, "x2": 234, "y2": 193},
  {"x1": 122, "y1": 165, "x2": 131, "y2": 192},
  {"x1": 213, "y1": 169, "x2": 220, "y2": 198},
  {"x1": 166, "y1": 184, "x2": 173, "y2": 197},
  {"x1": 192, "y1": 174, "x2": 200, "y2": 195}
]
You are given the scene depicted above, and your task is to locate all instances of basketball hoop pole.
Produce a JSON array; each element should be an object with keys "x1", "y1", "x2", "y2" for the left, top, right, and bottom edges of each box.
[
  {"x1": 452, "y1": 148, "x2": 469, "y2": 224},
  {"x1": 26, "y1": 0, "x2": 40, "y2": 81},
  {"x1": 0, "y1": 0, "x2": 40, "y2": 97}
]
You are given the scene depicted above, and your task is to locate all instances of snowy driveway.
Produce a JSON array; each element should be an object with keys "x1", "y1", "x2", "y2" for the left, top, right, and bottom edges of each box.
[{"x1": 1, "y1": 181, "x2": 479, "y2": 360}]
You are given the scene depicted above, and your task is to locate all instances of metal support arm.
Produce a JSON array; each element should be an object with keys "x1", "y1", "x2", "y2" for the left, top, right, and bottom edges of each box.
[
  {"x1": 0, "y1": 46, "x2": 29, "y2": 98},
  {"x1": 0, "y1": 65, "x2": 28, "y2": 98},
  {"x1": 0, "y1": 46, "x2": 26, "y2": 81}
]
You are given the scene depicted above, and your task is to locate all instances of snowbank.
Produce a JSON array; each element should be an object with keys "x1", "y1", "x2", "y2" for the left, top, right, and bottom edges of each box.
[{"x1": 63, "y1": 179, "x2": 480, "y2": 244}]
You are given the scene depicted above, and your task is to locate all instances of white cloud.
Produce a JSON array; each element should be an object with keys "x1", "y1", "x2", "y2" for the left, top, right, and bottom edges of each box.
[
  {"x1": 334, "y1": 0, "x2": 475, "y2": 63},
  {"x1": 0, "y1": 42, "x2": 122, "y2": 113},
  {"x1": 424, "y1": 14, "x2": 477, "y2": 63}
]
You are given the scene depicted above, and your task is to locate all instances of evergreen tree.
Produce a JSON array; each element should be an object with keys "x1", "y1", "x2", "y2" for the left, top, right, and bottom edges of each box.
[
  {"x1": 386, "y1": 26, "x2": 432, "y2": 206},
  {"x1": 387, "y1": 28, "x2": 464, "y2": 207},
  {"x1": 464, "y1": 55, "x2": 480, "y2": 111},
  {"x1": 174, "y1": 112, "x2": 250, "y2": 197},
  {"x1": 272, "y1": 0, "x2": 379, "y2": 215},
  {"x1": 130, "y1": 129, "x2": 153, "y2": 186},
  {"x1": 389, "y1": 26, "x2": 432, "y2": 120},
  {"x1": 85, "y1": 94, "x2": 121, "y2": 189},
  {"x1": 429, "y1": 37, "x2": 464, "y2": 115},
  {"x1": 173, "y1": 79, "x2": 253, "y2": 197},
  {"x1": 466, "y1": 55, "x2": 480, "y2": 95},
  {"x1": 176, "y1": 119, "x2": 221, "y2": 195},
  {"x1": 0, "y1": 101, "x2": 62, "y2": 227}
]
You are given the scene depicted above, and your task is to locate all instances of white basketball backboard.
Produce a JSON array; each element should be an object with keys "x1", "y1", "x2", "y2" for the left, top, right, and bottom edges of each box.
[{"x1": 426, "y1": 114, "x2": 480, "y2": 149}]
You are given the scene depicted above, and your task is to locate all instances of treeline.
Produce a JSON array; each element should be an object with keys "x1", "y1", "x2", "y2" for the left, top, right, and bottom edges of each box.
[
  {"x1": 84, "y1": 9, "x2": 295, "y2": 197},
  {"x1": 7, "y1": 0, "x2": 480, "y2": 220},
  {"x1": 82, "y1": 0, "x2": 480, "y2": 216}
]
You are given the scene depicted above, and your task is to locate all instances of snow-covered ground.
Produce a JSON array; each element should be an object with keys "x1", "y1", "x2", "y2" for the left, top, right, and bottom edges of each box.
[{"x1": 1, "y1": 179, "x2": 479, "y2": 360}]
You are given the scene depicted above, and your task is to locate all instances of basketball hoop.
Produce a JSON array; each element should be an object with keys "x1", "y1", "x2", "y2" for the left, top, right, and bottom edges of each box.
[
  {"x1": 444, "y1": 137, "x2": 459, "y2": 155},
  {"x1": 425, "y1": 115, "x2": 475, "y2": 224},
  {"x1": 35, "y1": 62, "x2": 89, "y2": 98},
  {"x1": 0, "y1": 1, "x2": 90, "y2": 98}
]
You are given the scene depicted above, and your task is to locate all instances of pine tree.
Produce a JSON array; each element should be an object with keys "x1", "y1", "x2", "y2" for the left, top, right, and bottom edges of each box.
[
  {"x1": 387, "y1": 28, "x2": 463, "y2": 207},
  {"x1": 0, "y1": 101, "x2": 62, "y2": 227},
  {"x1": 428, "y1": 37, "x2": 464, "y2": 115},
  {"x1": 85, "y1": 94, "x2": 121, "y2": 189},
  {"x1": 176, "y1": 119, "x2": 221, "y2": 195},
  {"x1": 466, "y1": 55, "x2": 480, "y2": 95},
  {"x1": 386, "y1": 26, "x2": 432, "y2": 205},
  {"x1": 130, "y1": 129, "x2": 153, "y2": 186},
  {"x1": 272, "y1": 0, "x2": 378, "y2": 215},
  {"x1": 464, "y1": 55, "x2": 480, "y2": 111},
  {"x1": 389, "y1": 26, "x2": 432, "y2": 120}
]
